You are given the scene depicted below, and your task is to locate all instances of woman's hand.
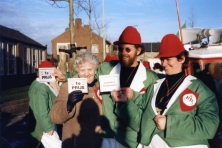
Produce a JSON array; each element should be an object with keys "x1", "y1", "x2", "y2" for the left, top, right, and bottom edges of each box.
[
  {"x1": 52, "y1": 69, "x2": 65, "y2": 82},
  {"x1": 154, "y1": 115, "x2": 166, "y2": 130},
  {"x1": 47, "y1": 130, "x2": 55, "y2": 136}
]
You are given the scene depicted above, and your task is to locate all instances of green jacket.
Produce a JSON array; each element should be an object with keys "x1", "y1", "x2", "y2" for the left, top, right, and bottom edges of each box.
[
  {"x1": 28, "y1": 79, "x2": 56, "y2": 140},
  {"x1": 115, "y1": 75, "x2": 219, "y2": 147},
  {"x1": 95, "y1": 61, "x2": 158, "y2": 148}
]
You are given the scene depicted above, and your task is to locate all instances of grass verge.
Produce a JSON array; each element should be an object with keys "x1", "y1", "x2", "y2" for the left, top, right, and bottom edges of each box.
[{"x1": 0, "y1": 86, "x2": 30, "y2": 103}]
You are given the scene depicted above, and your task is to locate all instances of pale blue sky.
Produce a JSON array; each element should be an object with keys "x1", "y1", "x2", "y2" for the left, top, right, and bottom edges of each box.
[{"x1": 0, "y1": 0, "x2": 221, "y2": 54}]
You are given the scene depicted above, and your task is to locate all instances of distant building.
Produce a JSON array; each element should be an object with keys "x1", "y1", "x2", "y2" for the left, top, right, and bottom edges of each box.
[
  {"x1": 51, "y1": 18, "x2": 112, "y2": 63},
  {"x1": 138, "y1": 42, "x2": 160, "y2": 62},
  {"x1": 0, "y1": 25, "x2": 47, "y2": 90}
]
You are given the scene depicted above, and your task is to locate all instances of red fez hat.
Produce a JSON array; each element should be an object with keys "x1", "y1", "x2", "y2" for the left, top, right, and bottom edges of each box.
[
  {"x1": 38, "y1": 60, "x2": 54, "y2": 69},
  {"x1": 156, "y1": 34, "x2": 185, "y2": 58},
  {"x1": 113, "y1": 26, "x2": 141, "y2": 45}
]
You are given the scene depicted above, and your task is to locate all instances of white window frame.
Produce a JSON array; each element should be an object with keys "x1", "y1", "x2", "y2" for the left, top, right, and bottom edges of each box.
[
  {"x1": 91, "y1": 44, "x2": 99, "y2": 53},
  {"x1": 0, "y1": 42, "x2": 4, "y2": 76},
  {"x1": 39, "y1": 50, "x2": 45, "y2": 64},
  {"x1": 31, "y1": 48, "x2": 39, "y2": 73},
  {"x1": 22, "y1": 47, "x2": 30, "y2": 74},
  {"x1": 56, "y1": 43, "x2": 70, "y2": 55},
  {"x1": 5, "y1": 43, "x2": 17, "y2": 75}
]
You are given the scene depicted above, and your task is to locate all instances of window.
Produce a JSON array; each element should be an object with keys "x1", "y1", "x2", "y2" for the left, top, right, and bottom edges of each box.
[
  {"x1": 31, "y1": 49, "x2": 38, "y2": 73},
  {"x1": 5, "y1": 43, "x2": 17, "y2": 75},
  {"x1": 0, "y1": 42, "x2": 4, "y2": 75},
  {"x1": 22, "y1": 47, "x2": 30, "y2": 74},
  {"x1": 57, "y1": 43, "x2": 70, "y2": 55},
  {"x1": 39, "y1": 49, "x2": 45, "y2": 64},
  {"x1": 91, "y1": 44, "x2": 99, "y2": 53}
]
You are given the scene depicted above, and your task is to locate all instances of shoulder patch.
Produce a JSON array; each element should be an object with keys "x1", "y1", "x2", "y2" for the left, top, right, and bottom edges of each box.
[{"x1": 180, "y1": 88, "x2": 199, "y2": 112}]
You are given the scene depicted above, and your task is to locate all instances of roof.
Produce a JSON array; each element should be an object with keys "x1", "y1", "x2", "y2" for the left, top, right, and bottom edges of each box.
[
  {"x1": 189, "y1": 47, "x2": 222, "y2": 58},
  {"x1": 0, "y1": 25, "x2": 45, "y2": 48},
  {"x1": 142, "y1": 42, "x2": 160, "y2": 52}
]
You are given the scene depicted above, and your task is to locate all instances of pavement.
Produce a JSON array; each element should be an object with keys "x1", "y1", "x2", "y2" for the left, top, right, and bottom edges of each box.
[
  {"x1": 0, "y1": 112, "x2": 29, "y2": 148},
  {"x1": 0, "y1": 99, "x2": 222, "y2": 148}
]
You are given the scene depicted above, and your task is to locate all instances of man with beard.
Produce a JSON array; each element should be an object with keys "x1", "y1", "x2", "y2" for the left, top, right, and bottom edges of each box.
[
  {"x1": 52, "y1": 26, "x2": 158, "y2": 148},
  {"x1": 96, "y1": 26, "x2": 158, "y2": 148}
]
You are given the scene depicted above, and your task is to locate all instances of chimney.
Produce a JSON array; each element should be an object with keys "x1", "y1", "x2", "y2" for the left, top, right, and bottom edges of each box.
[{"x1": 75, "y1": 18, "x2": 82, "y2": 27}]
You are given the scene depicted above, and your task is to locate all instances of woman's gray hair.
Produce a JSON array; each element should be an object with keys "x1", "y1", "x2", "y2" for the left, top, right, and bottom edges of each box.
[{"x1": 74, "y1": 50, "x2": 99, "y2": 72}]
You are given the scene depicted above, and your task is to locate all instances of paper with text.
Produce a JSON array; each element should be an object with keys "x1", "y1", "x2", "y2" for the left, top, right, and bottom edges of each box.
[{"x1": 99, "y1": 74, "x2": 120, "y2": 92}]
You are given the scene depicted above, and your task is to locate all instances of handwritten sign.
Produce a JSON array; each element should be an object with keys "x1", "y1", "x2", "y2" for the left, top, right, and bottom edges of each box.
[
  {"x1": 68, "y1": 78, "x2": 88, "y2": 93},
  {"x1": 99, "y1": 74, "x2": 120, "y2": 92},
  {"x1": 39, "y1": 68, "x2": 55, "y2": 82}
]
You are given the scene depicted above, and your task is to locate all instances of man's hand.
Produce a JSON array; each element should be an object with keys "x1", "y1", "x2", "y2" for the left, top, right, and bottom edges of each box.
[
  {"x1": 111, "y1": 90, "x2": 127, "y2": 102},
  {"x1": 52, "y1": 69, "x2": 66, "y2": 82},
  {"x1": 154, "y1": 115, "x2": 166, "y2": 130},
  {"x1": 120, "y1": 87, "x2": 134, "y2": 100},
  {"x1": 67, "y1": 90, "x2": 84, "y2": 112}
]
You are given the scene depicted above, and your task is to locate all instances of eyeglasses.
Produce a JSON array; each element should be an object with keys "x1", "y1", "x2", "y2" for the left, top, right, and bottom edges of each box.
[{"x1": 118, "y1": 47, "x2": 132, "y2": 53}]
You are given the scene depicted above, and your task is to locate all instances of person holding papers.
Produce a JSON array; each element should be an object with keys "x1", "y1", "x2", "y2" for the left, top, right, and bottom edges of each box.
[
  {"x1": 50, "y1": 51, "x2": 103, "y2": 148},
  {"x1": 52, "y1": 26, "x2": 159, "y2": 148},
  {"x1": 96, "y1": 26, "x2": 158, "y2": 148},
  {"x1": 112, "y1": 34, "x2": 219, "y2": 148},
  {"x1": 28, "y1": 60, "x2": 60, "y2": 148}
]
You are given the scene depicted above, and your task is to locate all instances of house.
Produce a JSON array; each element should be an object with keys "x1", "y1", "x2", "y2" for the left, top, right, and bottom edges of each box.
[
  {"x1": 0, "y1": 25, "x2": 47, "y2": 91},
  {"x1": 138, "y1": 42, "x2": 160, "y2": 62},
  {"x1": 51, "y1": 18, "x2": 112, "y2": 63}
]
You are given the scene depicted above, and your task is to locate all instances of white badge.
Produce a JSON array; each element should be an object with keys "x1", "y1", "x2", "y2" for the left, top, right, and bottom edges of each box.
[
  {"x1": 182, "y1": 93, "x2": 197, "y2": 106},
  {"x1": 68, "y1": 78, "x2": 88, "y2": 93}
]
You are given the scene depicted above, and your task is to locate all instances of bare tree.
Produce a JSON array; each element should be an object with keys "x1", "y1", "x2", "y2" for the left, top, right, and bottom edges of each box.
[
  {"x1": 74, "y1": 0, "x2": 97, "y2": 49},
  {"x1": 187, "y1": 8, "x2": 198, "y2": 28}
]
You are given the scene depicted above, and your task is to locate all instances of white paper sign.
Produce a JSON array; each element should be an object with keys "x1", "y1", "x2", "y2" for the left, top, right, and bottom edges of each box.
[
  {"x1": 39, "y1": 68, "x2": 55, "y2": 82},
  {"x1": 68, "y1": 78, "x2": 88, "y2": 93},
  {"x1": 99, "y1": 74, "x2": 120, "y2": 92}
]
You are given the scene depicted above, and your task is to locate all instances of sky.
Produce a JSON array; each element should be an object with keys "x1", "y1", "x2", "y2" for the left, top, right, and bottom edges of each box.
[{"x1": 0, "y1": 0, "x2": 222, "y2": 54}]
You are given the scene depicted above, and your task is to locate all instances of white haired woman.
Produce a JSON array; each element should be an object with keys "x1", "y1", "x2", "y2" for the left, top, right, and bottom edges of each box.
[{"x1": 50, "y1": 51, "x2": 103, "y2": 148}]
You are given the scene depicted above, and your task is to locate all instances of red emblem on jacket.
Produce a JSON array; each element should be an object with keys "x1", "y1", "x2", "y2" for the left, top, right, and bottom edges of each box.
[
  {"x1": 94, "y1": 87, "x2": 102, "y2": 104},
  {"x1": 180, "y1": 88, "x2": 199, "y2": 112}
]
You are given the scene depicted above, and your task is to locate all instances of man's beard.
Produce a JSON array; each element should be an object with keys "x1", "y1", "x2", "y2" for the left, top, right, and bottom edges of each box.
[{"x1": 119, "y1": 55, "x2": 136, "y2": 67}]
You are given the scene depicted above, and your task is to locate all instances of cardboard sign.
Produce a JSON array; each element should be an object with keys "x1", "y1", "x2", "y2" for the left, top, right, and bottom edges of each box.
[
  {"x1": 99, "y1": 74, "x2": 120, "y2": 92},
  {"x1": 68, "y1": 78, "x2": 88, "y2": 93},
  {"x1": 39, "y1": 68, "x2": 55, "y2": 82}
]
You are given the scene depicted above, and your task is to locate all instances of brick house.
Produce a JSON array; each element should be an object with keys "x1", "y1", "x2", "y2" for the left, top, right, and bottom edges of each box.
[
  {"x1": 0, "y1": 25, "x2": 47, "y2": 90},
  {"x1": 51, "y1": 18, "x2": 112, "y2": 63}
]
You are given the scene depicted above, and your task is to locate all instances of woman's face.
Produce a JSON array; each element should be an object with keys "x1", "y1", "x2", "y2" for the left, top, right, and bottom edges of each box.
[
  {"x1": 78, "y1": 62, "x2": 96, "y2": 83},
  {"x1": 160, "y1": 57, "x2": 184, "y2": 75}
]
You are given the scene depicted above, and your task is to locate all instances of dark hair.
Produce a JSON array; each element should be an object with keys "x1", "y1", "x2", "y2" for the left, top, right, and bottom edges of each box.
[
  {"x1": 135, "y1": 44, "x2": 145, "y2": 56},
  {"x1": 176, "y1": 50, "x2": 189, "y2": 70}
]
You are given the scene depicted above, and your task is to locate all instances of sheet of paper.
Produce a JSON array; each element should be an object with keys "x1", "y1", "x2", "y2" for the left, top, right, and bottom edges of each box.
[
  {"x1": 68, "y1": 78, "x2": 88, "y2": 93},
  {"x1": 39, "y1": 68, "x2": 55, "y2": 82},
  {"x1": 99, "y1": 74, "x2": 120, "y2": 92}
]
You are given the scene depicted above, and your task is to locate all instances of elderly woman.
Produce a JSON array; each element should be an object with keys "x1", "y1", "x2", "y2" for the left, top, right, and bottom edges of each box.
[{"x1": 50, "y1": 51, "x2": 102, "y2": 148}]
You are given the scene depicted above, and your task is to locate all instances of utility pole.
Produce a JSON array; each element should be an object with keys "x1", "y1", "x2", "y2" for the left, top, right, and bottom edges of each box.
[
  {"x1": 175, "y1": 0, "x2": 183, "y2": 44},
  {"x1": 102, "y1": 0, "x2": 106, "y2": 60},
  {"x1": 68, "y1": 0, "x2": 75, "y2": 73},
  {"x1": 50, "y1": 0, "x2": 75, "y2": 73}
]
